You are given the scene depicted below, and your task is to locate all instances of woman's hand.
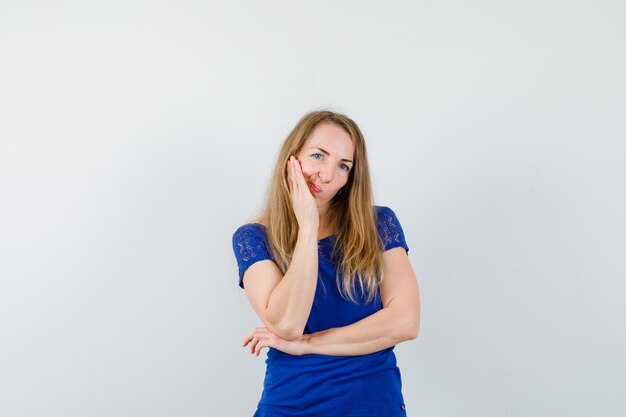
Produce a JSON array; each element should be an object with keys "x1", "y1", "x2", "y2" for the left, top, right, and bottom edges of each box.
[
  {"x1": 287, "y1": 155, "x2": 319, "y2": 234},
  {"x1": 243, "y1": 326, "x2": 308, "y2": 357}
]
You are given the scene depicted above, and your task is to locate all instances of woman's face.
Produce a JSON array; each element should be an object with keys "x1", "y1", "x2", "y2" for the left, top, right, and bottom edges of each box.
[{"x1": 296, "y1": 123, "x2": 355, "y2": 214}]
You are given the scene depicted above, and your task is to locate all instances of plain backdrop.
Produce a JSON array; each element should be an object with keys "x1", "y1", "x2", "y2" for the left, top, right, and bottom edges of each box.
[{"x1": 1, "y1": 1, "x2": 625, "y2": 416}]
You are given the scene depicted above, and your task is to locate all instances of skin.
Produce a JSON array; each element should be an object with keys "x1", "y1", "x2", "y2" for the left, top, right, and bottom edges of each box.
[
  {"x1": 242, "y1": 122, "x2": 421, "y2": 356},
  {"x1": 294, "y1": 122, "x2": 354, "y2": 235},
  {"x1": 241, "y1": 123, "x2": 354, "y2": 342},
  {"x1": 242, "y1": 245, "x2": 421, "y2": 356}
]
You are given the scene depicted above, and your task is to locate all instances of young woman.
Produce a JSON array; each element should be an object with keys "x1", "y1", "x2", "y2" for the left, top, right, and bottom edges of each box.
[{"x1": 232, "y1": 110, "x2": 420, "y2": 417}]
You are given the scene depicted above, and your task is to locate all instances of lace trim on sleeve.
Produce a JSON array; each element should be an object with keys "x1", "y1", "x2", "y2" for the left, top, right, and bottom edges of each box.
[
  {"x1": 232, "y1": 224, "x2": 274, "y2": 287},
  {"x1": 376, "y1": 206, "x2": 409, "y2": 252}
]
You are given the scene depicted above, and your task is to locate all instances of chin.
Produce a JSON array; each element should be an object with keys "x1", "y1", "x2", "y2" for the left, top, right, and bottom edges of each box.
[{"x1": 316, "y1": 198, "x2": 331, "y2": 208}]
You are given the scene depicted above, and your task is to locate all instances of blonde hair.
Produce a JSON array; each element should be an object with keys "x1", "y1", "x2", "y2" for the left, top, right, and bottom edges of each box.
[{"x1": 256, "y1": 110, "x2": 383, "y2": 303}]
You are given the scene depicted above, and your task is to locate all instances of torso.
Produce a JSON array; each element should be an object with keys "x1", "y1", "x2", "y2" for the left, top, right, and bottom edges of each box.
[{"x1": 256, "y1": 220, "x2": 334, "y2": 242}]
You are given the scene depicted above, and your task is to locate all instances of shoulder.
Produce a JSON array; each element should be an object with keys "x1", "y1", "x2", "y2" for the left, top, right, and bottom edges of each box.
[
  {"x1": 232, "y1": 223, "x2": 271, "y2": 257},
  {"x1": 374, "y1": 205, "x2": 401, "y2": 229},
  {"x1": 374, "y1": 205, "x2": 395, "y2": 219},
  {"x1": 232, "y1": 222, "x2": 266, "y2": 241},
  {"x1": 373, "y1": 205, "x2": 409, "y2": 252},
  {"x1": 232, "y1": 223, "x2": 275, "y2": 286}
]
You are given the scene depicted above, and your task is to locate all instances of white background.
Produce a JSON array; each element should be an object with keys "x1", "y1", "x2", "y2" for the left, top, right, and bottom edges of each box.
[{"x1": 1, "y1": 1, "x2": 625, "y2": 416}]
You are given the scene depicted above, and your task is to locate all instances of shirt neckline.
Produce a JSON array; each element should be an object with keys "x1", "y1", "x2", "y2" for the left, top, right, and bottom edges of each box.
[{"x1": 252, "y1": 223, "x2": 335, "y2": 243}]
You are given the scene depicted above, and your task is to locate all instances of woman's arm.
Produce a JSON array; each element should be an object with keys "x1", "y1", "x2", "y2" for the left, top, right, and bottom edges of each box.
[
  {"x1": 242, "y1": 157, "x2": 319, "y2": 341},
  {"x1": 244, "y1": 246, "x2": 420, "y2": 355},
  {"x1": 243, "y1": 229, "x2": 318, "y2": 341}
]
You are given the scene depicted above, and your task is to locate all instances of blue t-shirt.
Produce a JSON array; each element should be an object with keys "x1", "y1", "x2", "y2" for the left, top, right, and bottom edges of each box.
[{"x1": 232, "y1": 206, "x2": 410, "y2": 417}]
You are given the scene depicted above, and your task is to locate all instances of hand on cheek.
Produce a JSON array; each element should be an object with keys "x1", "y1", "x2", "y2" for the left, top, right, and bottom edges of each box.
[{"x1": 296, "y1": 157, "x2": 311, "y2": 179}]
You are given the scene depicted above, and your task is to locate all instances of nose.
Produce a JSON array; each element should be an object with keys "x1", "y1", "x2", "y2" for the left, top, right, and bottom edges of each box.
[{"x1": 318, "y1": 163, "x2": 335, "y2": 183}]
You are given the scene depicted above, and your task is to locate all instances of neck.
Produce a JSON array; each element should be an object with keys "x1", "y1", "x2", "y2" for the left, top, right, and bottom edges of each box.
[
  {"x1": 318, "y1": 205, "x2": 329, "y2": 228},
  {"x1": 318, "y1": 207, "x2": 332, "y2": 238}
]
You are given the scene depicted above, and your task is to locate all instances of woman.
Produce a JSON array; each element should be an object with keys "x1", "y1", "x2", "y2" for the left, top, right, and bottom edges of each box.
[{"x1": 232, "y1": 110, "x2": 420, "y2": 417}]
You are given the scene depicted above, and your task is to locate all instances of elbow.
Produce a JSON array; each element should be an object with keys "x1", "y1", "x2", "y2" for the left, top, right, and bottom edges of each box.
[
  {"x1": 405, "y1": 324, "x2": 419, "y2": 340},
  {"x1": 403, "y1": 313, "x2": 420, "y2": 341},
  {"x1": 387, "y1": 306, "x2": 420, "y2": 343},
  {"x1": 276, "y1": 328, "x2": 304, "y2": 341},
  {"x1": 262, "y1": 310, "x2": 306, "y2": 340},
  {"x1": 268, "y1": 321, "x2": 305, "y2": 341}
]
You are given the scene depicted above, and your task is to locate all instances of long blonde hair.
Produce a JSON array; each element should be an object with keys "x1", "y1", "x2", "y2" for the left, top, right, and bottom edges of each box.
[{"x1": 256, "y1": 110, "x2": 383, "y2": 303}]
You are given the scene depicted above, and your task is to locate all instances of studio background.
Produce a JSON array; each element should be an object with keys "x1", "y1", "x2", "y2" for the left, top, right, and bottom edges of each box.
[{"x1": 1, "y1": 1, "x2": 625, "y2": 416}]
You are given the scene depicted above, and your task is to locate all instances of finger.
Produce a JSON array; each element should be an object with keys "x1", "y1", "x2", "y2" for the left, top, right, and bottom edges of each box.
[
  {"x1": 255, "y1": 339, "x2": 269, "y2": 356},
  {"x1": 290, "y1": 157, "x2": 301, "y2": 193},
  {"x1": 251, "y1": 334, "x2": 266, "y2": 355},
  {"x1": 287, "y1": 157, "x2": 297, "y2": 194},
  {"x1": 242, "y1": 331, "x2": 255, "y2": 347},
  {"x1": 250, "y1": 336, "x2": 259, "y2": 354},
  {"x1": 243, "y1": 327, "x2": 264, "y2": 347},
  {"x1": 254, "y1": 338, "x2": 264, "y2": 355},
  {"x1": 293, "y1": 158, "x2": 310, "y2": 189},
  {"x1": 242, "y1": 336, "x2": 251, "y2": 347}
]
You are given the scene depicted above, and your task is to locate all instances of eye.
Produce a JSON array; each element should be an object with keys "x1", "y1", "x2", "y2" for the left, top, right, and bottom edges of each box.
[
  {"x1": 339, "y1": 163, "x2": 350, "y2": 172},
  {"x1": 311, "y1": 153, "x2": 324, "y2": 160}
]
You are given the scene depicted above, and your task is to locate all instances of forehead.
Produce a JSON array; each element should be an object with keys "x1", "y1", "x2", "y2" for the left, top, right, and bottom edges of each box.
[{"x1": 303, "y1": 123, "x2": 354, "y2": 158}]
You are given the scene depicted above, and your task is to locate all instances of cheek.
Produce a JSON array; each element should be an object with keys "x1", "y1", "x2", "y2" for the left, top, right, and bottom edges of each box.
[{"x1": 296, "y1": 158, "x2": 314, "y2": 178}]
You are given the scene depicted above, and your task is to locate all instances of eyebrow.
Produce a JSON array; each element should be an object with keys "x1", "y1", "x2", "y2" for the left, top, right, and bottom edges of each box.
[{"x1": 313, "y1": 147, "x2": 353, "y2": 164}]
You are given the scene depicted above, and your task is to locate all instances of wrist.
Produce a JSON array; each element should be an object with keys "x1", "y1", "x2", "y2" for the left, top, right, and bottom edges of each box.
[
  {"x1": 297, "y1": 226, "x2": 318, "y2": 241},
  {"x1": 300, "y1": 333, "x2": 314, "y2": 355}
]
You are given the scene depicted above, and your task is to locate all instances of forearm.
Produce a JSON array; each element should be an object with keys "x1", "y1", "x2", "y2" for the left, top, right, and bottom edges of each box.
[
  {"x1": 265, "y1": 228, "x2": 318, "y2": 338},
  {"x1": 302, "y1": 306, "x2": 419, "y2": 356}
]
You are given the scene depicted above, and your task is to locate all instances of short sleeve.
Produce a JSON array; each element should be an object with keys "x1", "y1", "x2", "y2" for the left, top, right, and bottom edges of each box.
[
  {"x1": 232, "y1": 224, "x2": 275, "y2": 289},
  {"x1": 375, "y1": 206, "x2": 409, "y2": 253}
]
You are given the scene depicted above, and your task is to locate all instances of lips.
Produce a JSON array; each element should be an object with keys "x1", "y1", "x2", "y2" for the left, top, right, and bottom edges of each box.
[{"x1": 308, "y1": 182, "x2": 322, "y2": 193}]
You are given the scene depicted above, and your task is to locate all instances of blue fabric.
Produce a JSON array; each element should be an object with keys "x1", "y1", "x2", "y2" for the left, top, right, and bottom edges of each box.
[{"x1": 232, "y1": 206, "x2": 410, "y2": 417}]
